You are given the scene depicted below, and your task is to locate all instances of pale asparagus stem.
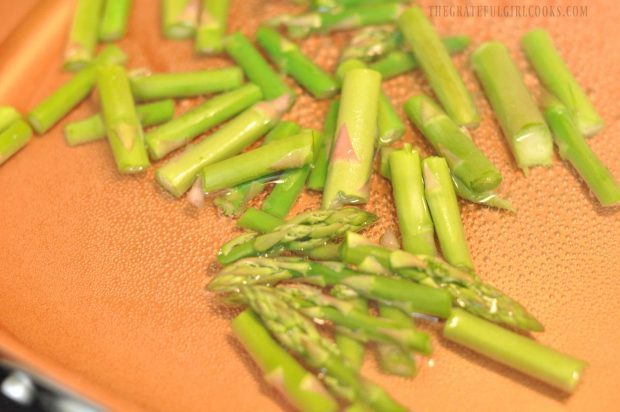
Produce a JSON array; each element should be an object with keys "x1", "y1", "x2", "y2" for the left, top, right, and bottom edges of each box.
[
  {"x1": 232, "y1": 310, "x2": 339, "y2": 412},
  {"x1": 387, "y1": 144, "x2": 437, "y2": 256},
  {"x1": 340, "y1": 25, "x2": 401, "y2": 63},
  {"x1": 423, "y1": 157, "x2": 474, "y2": 269},
  {"x1": 0, "y1": 107, "x2": 21, "y2": 133},
  {"x1": 471, "y1": 41, "x2": 553, "y2": 172},
  {"x1": 322, "y1": 68, "x2": 381, "y2": 209},
  {"x1": 397, "y1": 6, "x2": 479, "y2": 127},
  {"x1": 99, "y1": 0, "x2": 132, "y2": 42},
  {"x1": 146, "y1": 84, "x2": 263, "y2": 160},
  {"x1": 522, "y1": 29, "x2": 604, "y2": 137},
  {"x1": 156, "y1": 95, "x2": 288, "y2": 197},
  {"x1": 451, "y1": 175, "x2": 514, "y2": 211},
  {"x1": 162, "y1": 0, "x2": 199, "y2": 39},
  {"x1": 307, "y1": 100, "x2": 340, "y2": 192},
  {"x1": 543, "y1": 95, "x2": 620, "y2": 207},
  {"x1": 64, "y1": 0, "x2": 104, "y2": 71},
  {"x1": 195, "y1": 0, "x2": 230, "y2": 54},
  {"x1": 444, "y1": 309, "x2": 586, "y2": 392},
  {"x1": 97, "y1": 64, "x2": 150, "y2": 174},
  {"x1": 377, "y1": 305, "x2": 417, "y2": 377},
  {"x1": 0, "y1": 120, "x2": 33, "y2": 166}
]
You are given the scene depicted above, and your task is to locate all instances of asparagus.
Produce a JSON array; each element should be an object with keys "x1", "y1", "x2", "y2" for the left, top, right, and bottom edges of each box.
[
  {"x1": 224, "y1": 32, "x2": 295, "y2": 103},
  {"x1": 145, "y1": 83, "x2": 262, "y2": 160},
  {"x1": 64, "y1": 0, "x2": 104, "y2": 70},
  {"x1": 257, "y1": 27, "x2": 338, "y2": 99},
  {"x1": 162, "y1": 0, "x2": 199, "y2": 39},
  {"x1": 543, "y1": 95, "x2": 620, "y2": 207},
  {"x1": 471, "y1": 41, "x2": 553, "y2": 172},
  {"x1": 444, "y1": 309, "x2": 586, "y2": 392},
  {"x1": 423, "y1": 157, "x2": 473, "y2": 269},
  {"x1": 522, "y1": 29, "x2": 604, "y2": 137},
  {"x1": 97, "y1": 64, "x2": 150, "y2": 173},
  {"x1": 217, "y1": 208, "x2": 377, "y2": 264},
  {"x1": 28, "y1": 45, "x2": 128, "y2": 135},
  {"x1": 99, "y1": 0, "x2": 132, "y2": 42},
  {"x1": 0, "y1": 120, "x2": 33, "y2": 166},
  {"x1": 200, "y1": 131, "x2": 315, "y2": 193},
  {"x1": 387, "y1": 144, "x2": 437, "y2": 255},
  {"x1": 0, "y1": 107, "x2": 21, "y2": 133},
  {"x1": 156, "y1": 96, "x2": 288, "y2": 197},
  {"x1": 397, "y1": 6, "x2": 479, "y2": 127},
  {"x1": 369, "y1": 35, "x2": 471, "y2": 80},
  {"x1": 307, "y1": 100, "x2": 339, "y2": 191},
  {"x1": 272, "y1": 4, "x2": 405, "y2": 39},
  {"x1": 340, "y1": 25, "x2": 401, "y2": 63},
  {"x1": 312, "y1": 0, "x2": 408, "y2": 12},
  {"x1": 330, "y1": 287, "x2": 368, "y2": 370},
  {"x1": 64, "y1": 100, "x2": 175, "y2": 146},
  {"x1": 376, "y1": 305, "x2": 417, "y2": 377},
  {"x1": 130, "y1": 67, "x2": 243, "y2": 101},
  {"x1": 323, "y1": 68, "x2": 381, "y2": 209},
  {"x1": 214, "y1": 122, "x2": 301, "y2": 217},
  {"x1": 232, "y1": 310, "x2": 339, "y2": 412},
  {"x1": 238, "y1": 207, "x2": 284, "y2": 233},
  {"x1": 195, "y1": 0, "x2": 230, "y2": 54},
  {"x1": 451, "y1": 176, "x2": 514, "y2": 211},
  {"x1": 404, "y1": 94, "x2": 502, "y2": 193},
  {"x1": 341, "y1": 233, "x2": 543, "y2": 331}
]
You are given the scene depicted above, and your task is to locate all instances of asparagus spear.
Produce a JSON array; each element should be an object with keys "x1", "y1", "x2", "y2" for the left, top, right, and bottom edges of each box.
[
  {"x1": 224, "y1": 32, "x2": 295, "y2": 103},
  {"x1": 323, "y1": 68, "x2": 381, "y2": 209},
  {"x1": 162, "y1": 0, "x2": 199, "y2": 39},
  {"x1": 471, "y1": 41, "x2": 553, "y2": 172},
  {"x1": 307, "y1": 100, "x2": 339, "y2": 191},
  {"x1": 28, "y1": 45, "x2": 128, "y2": 135},
  {"x1": 387, "y1": 144, "x2": 436, "y2": 256},
  {"x1": 369, "y1": 35, "x2": 471, "y2": 80},
  {"x1": 156, "y1": 96, "x2": 288, "y2": 197},
  {"x1": 195, "y1": 0, "x2": 230, "y2": 54},
  {"x1": 97, "y1": 64, "x2": 150, "y2": 174},
  {"x1": 543, "y1": 95, "x2": 620, "y2": 207},
  {"x1": 404, "y1": 94, "x2": 502, "y2": 193},
  {"x1": 145, "y1": 83, "x2": 262, "y2": 160},
  {"x1": 340, "y1": 25, "x2": 401, "y2": 63},
  {"x1": 257, "y1": 27, "x2": 338, "y2": 99},
  {"x1": 376, "y1": 305, "x2": 417, "y2": 377},
  {"x1": 330, "y1": 286, "x2": 368, "y2": 371},
  {"x1": 0, "y1": 107, "x2": 21, "y2": 133},
  {"x1": 238, "y1": 207, "x2": 284, "y2": 233},
  {"x1": 451, "y1": 176, "x2": 514, "y2": 211},
  {"x1": 200, "y1": 131, "x2": 315, "y2": 193},
  {"x1": 0, "y1": 120, "x2": 33, "y2": 166},
  {"x1": 444, "y1": 309, "x2": 586, "y2": 392},
  {"x1": 64, "y1": 100, "x2": 175, "y2": 146},
  {"x1": 312, "y1": 0, "x2": 408, "y2": 12},
  {"x1": 64, "y1": 0, "x2": 104, "y2": 71},
  {"x1": 397, "y1": 6, "x2": 479, "y2": 127},
  {"x1": 99, "y1": 0, "x2": 132, "y2": 42},
  {"x1": 341, "y1": 233, "x2": 543, "y2": 331},
  {"x1": 522, "y1": 29, "x2": 604, "y2": 137},
  {"x1": 130, "y1": 67, "x2": 243, "y2": 101},
  {"x1": 423, "y1": 157, "x2": 473, "y2": 269}
]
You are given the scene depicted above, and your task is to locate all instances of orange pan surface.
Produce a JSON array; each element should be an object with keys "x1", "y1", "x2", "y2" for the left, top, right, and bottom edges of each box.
[{"x1": 1, "y1": 0, "x2": 619, "y2": 411}]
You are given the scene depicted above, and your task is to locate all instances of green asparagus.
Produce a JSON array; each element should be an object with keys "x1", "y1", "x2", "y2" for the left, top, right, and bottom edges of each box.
[
  {"x1": 0, "y1": 107, "x2": 21, "y2": 133},
  {"x1": 376, "y1": 305, "x2": 417, "y2": 377},
  {"x1": 64, "y1": 0, "x2": 104, "y2": 70},
  {"x1": 195, "y1": 0, "x2": 230, "y2": 54},
  {"x1": 0, "y1": 120, "x2": 33, "y2": 166},
  {"x1": 162, "y1": 0, "x2": 199, "y2": 39},
  {"x1": 99, "y1": 0, "x2": 132, "y2": 42},
  {"x1": 307, "y1": 100, "x2": 339, "y2": 191}
]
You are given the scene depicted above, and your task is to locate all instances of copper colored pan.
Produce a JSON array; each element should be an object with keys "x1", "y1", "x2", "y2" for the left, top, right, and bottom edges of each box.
[{"x1": 1, "y1": 0, "x2": 619, "y2": 411}]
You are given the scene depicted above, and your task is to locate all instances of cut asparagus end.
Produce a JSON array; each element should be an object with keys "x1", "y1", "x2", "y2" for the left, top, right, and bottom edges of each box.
[{"x1": 513, "y1": 124, "x2": 554, "y2": 172}]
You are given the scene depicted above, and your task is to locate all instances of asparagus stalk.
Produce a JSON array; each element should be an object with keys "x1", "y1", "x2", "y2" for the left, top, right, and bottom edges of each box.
[
  {"x1": 0, "y1": 107, "x2": 21, "y2": 133},
  {"x1": 307, "y1": 100, "x2": 339, "y2": 191},
  {"x1": 261, "y1": 157, "x2": 313, "y2": 218},
  {"x1": 145, "y1": 83, "x2": 262, "y2": 160},
  {"x1": 323, "y1": 68, "x2": 381, "y2": 209},
  {"x1": 451, "y1": 176, "x2": 514, "y2": 211},
  {"x1": 200, "y1": 131, "x2": 315, "y2": 193},
  {"x1": 330, "y1": 287, "x2": 368, "y2": 371},
  {"x1": 156, "y1": 96, "x2": 288, "y2": 197},
  {"x1": 162, "y1": 0, "x2": 199, "y2": 39},
  {"x1": 64, "y1": 100, "x2": 175, "y2": 147},
  {"x1": 97, "y1": 64, "x2": 150, "y2": 173},
  {"x1": 340, "y1": 25, "x2": 401, "y2": 63},
  {"x1": 238, "y1": 207, "x2": 284, "y2": 233},
  {"x1": 522, "y1": 29, "x2": 604, "y2": 137},
  {"x1": 130, "y1": 67, "x2": 243, "y2": 101},
  {"x1": 423, "y1": 157, "x2": 473, "y2": 269},
  {"x1": 64, "y1": 0, "x2": 104, "y2": 70},
  {"x1": 376, "y1": 305, "x2": 417, "y2": 377},
  {"x1": 214, "y1": 122, "x2": 301, "y2": 217},
  {"x1": 28, "y1": 45, "x2": 128, "y2": 135},
  {"x1": 99, "y1": 0, "x2": 132, "y2": 42},
  {"x1": 444, "y1": 309, "x2": 586, "y2": 392},
  {"x1": 404, "y1": 94, "x2": 502, "y2": 193},
  {"x1": 341, "y1": 233, "x2": 543, "y2": 331},
  {"x1": 543, "y1": 95, "x2": 620, "y2": 207},
  {"x1": 257, "y1": 27, "x2": 338, "y2": 99},
  {"x1": 0, "y1": 120, "x2": 33, "y2": 166},
  {"x1": 224, "y1": 32, "x2": 295, "y2": 103},
  {"x1": 471, "y1": 41, "x2": 553, "y2": 172},
  {"x1": 313, "y1": 0, "x2": 408, "y2": 12},
  {"x1": 232, "y1": 310, "x2": 339, "y2": 412},
  {"x1": 387, "y1": 144, "x2": 436, "y2": 255},
  {"x1": 397, "y1": 6, "x2": 479, "y2": 127},
  {"x1": 195, "y1": 0, "x2": 230, "y2": 54}
]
